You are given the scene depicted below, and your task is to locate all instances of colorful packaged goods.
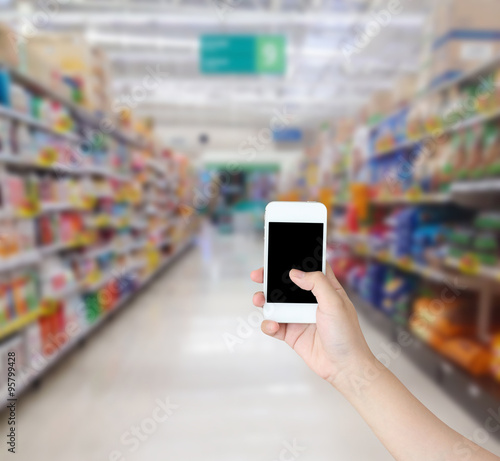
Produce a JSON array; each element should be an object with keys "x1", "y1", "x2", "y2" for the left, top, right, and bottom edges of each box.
[
  {"x1": 409, "y1": 292, "x2": 476, "y2": 351},
  {"x1": 381, "y1": 272, "x2": 415, "y2": 324},
  {"x1": 441, "y1": 339, "x2": 491, "y2": 376}
]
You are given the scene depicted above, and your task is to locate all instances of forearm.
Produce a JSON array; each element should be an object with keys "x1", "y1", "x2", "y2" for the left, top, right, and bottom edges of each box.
[{"x1": 332, "y1": 355, "x2": 498, "y2": 461}]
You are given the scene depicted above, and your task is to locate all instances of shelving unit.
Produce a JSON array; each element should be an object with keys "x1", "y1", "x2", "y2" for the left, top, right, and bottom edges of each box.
[
  {"x1": 0, "y1": 236, "x2": 193, "y2": 409},
  {"x1": 371, "y1": 193, "x2": 451, "y2": 206},
  {"x1": 373, "y1": 103, "x2": 500, "y2": 158},
  {"x1": 325, "y1": 53, "x2": 500, "y2": 424},
  {"x1": 0, "y1": 56, "x2": 199, "y2": 402},
  {"x1": 329, "y1": 231, "x2": 481, "y2": 288},
  {"x1": 351, "y1": 291, "x2": 500, "y2": 434},
  {"x1": 0, "y1": 105, "x2": 82, "y2": 144}
]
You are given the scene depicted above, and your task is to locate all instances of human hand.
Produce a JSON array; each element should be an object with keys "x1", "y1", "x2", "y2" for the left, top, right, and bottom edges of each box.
[{"x1": 251, "y1": 264, "x2": 375, "y2": 388}]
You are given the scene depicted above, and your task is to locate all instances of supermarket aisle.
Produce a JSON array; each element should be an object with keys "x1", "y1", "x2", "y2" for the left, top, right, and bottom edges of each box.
[{"x1": 5, "y1": 226, "x2": 500, "y2": 460}]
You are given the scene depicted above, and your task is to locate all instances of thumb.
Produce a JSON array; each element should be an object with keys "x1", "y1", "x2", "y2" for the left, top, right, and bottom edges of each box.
[{"x1": 289, "y1": 269, "x2": 344, "y2": 313}]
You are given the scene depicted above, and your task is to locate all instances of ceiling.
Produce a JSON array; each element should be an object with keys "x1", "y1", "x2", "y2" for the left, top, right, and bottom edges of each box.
[{"x1": 2, "y1": 0, "x2": 431, "y2": 130}]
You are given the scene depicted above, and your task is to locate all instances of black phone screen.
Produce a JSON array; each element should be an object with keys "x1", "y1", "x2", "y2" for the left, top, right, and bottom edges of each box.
[{"x1": 266, "y1": 222, "x2": 323, "y2": 304}]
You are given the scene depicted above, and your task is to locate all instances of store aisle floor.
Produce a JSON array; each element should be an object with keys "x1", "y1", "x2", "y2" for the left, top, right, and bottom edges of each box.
[{"x1": 5, "y1": 226, "x2": 500, "y2": 460}]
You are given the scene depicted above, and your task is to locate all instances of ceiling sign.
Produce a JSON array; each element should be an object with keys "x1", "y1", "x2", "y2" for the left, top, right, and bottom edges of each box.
[{"x1": 200, "y1": 35, "x2": 286, "y2": 75}]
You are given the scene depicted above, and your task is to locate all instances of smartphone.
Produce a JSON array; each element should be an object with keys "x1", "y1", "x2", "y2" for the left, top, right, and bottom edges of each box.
[{"x1": 263, "y1": 201, "x2": 327, "y2": 324}]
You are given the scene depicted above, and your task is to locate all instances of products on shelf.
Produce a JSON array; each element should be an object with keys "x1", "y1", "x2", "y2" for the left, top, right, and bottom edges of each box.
[
  {"x1": 0, "y1": 22, "x2": 198, "y2": 407},
  {"x1": 441, "y1": 339, "x2": 492, "y2": 376},
  {"x1": 0, "y1": 269, "x2": 40, "y2": 326}
]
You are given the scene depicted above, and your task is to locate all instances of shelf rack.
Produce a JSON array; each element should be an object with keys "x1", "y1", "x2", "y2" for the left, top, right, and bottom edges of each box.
[
  {"x1": 351, "y1": 290, "x2": 500, "y2": 436},
  {"x1": 324, "y1": 53, "x2": 500, "y2": 438},
  {"x1": 0, "y1": 239, "x2": 194, "y2": 408},
  {"x1": 373, "y1": 106, "x2": 500, "y2": 158},
  {"x1": 329, "y1": 231, "x2": 500, "y2": 342},
  {"x1": 0, "y1": 59, "x2": 195, "y2": 408},
  {"x1": 5, "y1": 65, "x2": 147, "y2": 151},
  {"x1": 370, "y1": 53, "x2": 500, "y2": 134}
]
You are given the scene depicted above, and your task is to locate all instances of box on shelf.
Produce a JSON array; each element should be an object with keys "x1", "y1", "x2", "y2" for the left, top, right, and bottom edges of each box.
[
  {"x1": 22, "y1": 33, "x2": 98, "y2": 109},
  {"x1": 394, "y1": 74, "x2": 417, "y2": 106},
  {"x1": 367, "y1": 90, "x2": 395, "y2": 123},
  {"x1": 17, "y1": 43, "x2": 56, "y2": 90},
  {"x1": 90, "y1": 46, "x2": 114, "y2": 114},
  {"x1": 432, "y1": 0, "x2": 500, "y2": 39},
  {"x1": 335, "y1": 118, "x2": 355, "y2": 144},
  {"x1": 0, "y1": 23, "x2": 19, "y2": 67},
  {"x1": 430, "y1": 0, "x2": 500, "y2": 86}
]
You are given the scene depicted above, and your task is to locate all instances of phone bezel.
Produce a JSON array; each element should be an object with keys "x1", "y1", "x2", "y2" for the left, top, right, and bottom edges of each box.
[{"x1": 263, "y1": 201, "x2": 327, "y2": 324}]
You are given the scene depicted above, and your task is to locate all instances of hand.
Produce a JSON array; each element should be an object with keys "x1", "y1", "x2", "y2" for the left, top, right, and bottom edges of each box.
[{"x1": 251, "y1": 264, "x2": 375, "y2": 387}]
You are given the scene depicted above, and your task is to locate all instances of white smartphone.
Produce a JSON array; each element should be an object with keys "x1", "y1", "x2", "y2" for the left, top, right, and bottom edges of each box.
[{"x1": 263, "y1": 201, "x2": 327, "y2": 324}]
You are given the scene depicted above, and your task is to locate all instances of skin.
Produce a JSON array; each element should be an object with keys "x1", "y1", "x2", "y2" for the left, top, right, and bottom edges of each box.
[{"x1": 251, "y1": 264, "x2": 500, "y2": 461}]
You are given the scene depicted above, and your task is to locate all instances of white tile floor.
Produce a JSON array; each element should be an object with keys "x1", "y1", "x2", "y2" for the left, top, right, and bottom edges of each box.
[{"x1": 4, "y1": 226, "x2": 500, "y2": 460}]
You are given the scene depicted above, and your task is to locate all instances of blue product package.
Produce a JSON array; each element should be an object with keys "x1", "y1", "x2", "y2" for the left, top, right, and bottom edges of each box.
[{"x1": 0, "y1": 70, "x2": 11, "y2": 106}]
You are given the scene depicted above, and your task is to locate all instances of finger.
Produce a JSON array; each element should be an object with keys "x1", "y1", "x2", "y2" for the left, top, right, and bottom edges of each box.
[
  {"x1": 261, "y1": 320, "x2": 286, "y2": 341},
  {"x1": 250, "y1": 267, "x2": 264, "y2": 283},
  {"x1": 289, "y1": 269, "x2": 344, "y2": 314},
  {"x1": 325, "y1": 263, "x2": 349, "y2": 302},
  {"x1": 252, "y1": 291, "x2": 265, "y2": 308}
]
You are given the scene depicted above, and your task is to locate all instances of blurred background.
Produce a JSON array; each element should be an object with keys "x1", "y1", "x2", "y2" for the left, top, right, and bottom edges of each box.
[{"x1": 1, "y1": 0, "x2": 500, "y2": 459}]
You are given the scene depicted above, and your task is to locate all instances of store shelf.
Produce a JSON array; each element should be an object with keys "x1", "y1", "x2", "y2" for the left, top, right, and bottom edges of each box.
[
  {"x1": 40, "y1": 202, "x2": 86, "y2": 213},
  {"x1": 0, "y1": 237, "x2": 194, "y2": 407},
  {"x1": 156, "y1": 237, "x2": 172, "y2": 248},
  {"x1": 0, "y1": 154, "x2": 126, "y2": 180},
  {"x1": 452, "y1": 179, "x2": 500, "y2": 193},
  {"x1": 425, "y1": 53, "x2": 500, "y2": 98},
  {"x1": 329, "y1": 232, "x2": 483, "y2": 288},
  {"x1": 374, "y1": 138, "x2": 417, "y2": 158},
  {"x1": 0, "y1": 251, "x2": 41, "y2": 273},
  {"x1": 39, "y1": 241, "x2": 85, "y2": 256},
  {"x1": 0, "y1": 105, "x2": 82, "y2": 143},
  {"x1": 146, "y1": 158, "x2": 166, "y2": 176},
  {"x1": 80, "y1": 270, "x2": 118, "y2": 293},
  {"x1": 350, "y1": 290, "x2": 500, "y2": 432},
  {"x1": 0, "y1": 309, "x2": 43, "y2": 341},
  {"x1": 6, "y1": 65, "x2": 147, "y2": 151},
  {"x1": 445, "y1": 257, "x2": 500, "y2": 283},
  {"x1": 374, "y1": 107, "x2": 500, "y2": 159},
  {"x1": 43, "y1": 284, "x2": 81, "y2": 302},
  {"x1": 370, "y1": 54, "x2": 500, "y2": 134},
  {"x1": 115, "y1": 240, "x2": 147, "y2": 254},
  {"x1": 83, "y1": 164, "x2": 131, "y2": 182},
  {"x1": 84, "y1": 243, "x2": 116, "y2": 259},
  {"x1": 371, "y1": 193, "x2": 451, "y2": 205}
]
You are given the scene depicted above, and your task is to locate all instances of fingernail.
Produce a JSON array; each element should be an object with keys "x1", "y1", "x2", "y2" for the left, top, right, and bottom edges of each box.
[{"x1": 290, "y1": 269, "x2": 305, "y2": 279}]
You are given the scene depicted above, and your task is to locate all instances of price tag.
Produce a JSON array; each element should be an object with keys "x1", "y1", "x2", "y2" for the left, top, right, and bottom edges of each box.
[
  {"x1": 468, "y1": 384, "x2": 481, "y2": 398},
  {"x1": 95, "y1": 215, "x2": 111, "y2": 227},
  {"x1": 458, "y1": 254, "x2": 479, "y2": 275},
  {"x1": 441, "y1": 361, "x2": 453, "y2": 375},
  {"x1": 38, "y1": 147, "x2": 58, "y2": 166},
  {"x1": 397, "y1": 257, "x2": 413, "y2": 271}
]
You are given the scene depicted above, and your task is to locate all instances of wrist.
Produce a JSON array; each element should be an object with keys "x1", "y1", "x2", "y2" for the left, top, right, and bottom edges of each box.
[{"x1": 328, "y1": 352, "x2": 386, "y2": 399}]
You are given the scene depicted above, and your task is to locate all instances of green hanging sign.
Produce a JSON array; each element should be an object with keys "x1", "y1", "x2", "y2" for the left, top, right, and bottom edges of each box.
[{"x1": 200, "y1": 35, "x2": 286, "y2": 75}]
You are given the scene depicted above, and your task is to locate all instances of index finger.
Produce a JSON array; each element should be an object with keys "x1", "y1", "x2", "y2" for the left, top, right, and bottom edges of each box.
[{"x1": 250, "y1": 267, "x2": 263, "y2": 283}]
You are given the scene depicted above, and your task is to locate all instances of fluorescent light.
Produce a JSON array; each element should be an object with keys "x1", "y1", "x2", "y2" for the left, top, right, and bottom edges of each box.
[{"x1": 6, "y1": 10, "x2": 425, "y2": 29}]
